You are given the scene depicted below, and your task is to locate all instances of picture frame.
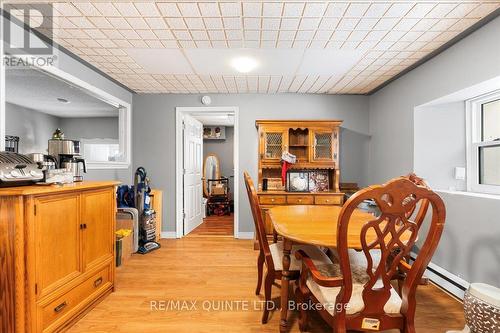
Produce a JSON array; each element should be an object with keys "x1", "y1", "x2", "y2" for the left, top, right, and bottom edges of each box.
[
  {"x1": 309, "y1": 170, "x2": 330, "y2": 192},
  {"x1": 286, "y1": 170, "x2": 310, "y2": 192}
]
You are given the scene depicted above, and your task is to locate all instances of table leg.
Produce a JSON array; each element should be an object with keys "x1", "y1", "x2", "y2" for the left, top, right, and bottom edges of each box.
[{"x1": 280, "y1": 238, "x2": 292, "y2": 333}]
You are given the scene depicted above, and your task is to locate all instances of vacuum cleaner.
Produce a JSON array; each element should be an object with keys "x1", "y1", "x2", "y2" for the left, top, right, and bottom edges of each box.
[{"x1": 134, "y1": 167, "x2": 161, "y2": 254}]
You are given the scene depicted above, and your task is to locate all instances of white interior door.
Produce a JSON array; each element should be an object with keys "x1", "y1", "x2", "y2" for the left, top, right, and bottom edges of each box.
[{"x1": 183, "y1": 114, "x2": 203, "y2": 235}]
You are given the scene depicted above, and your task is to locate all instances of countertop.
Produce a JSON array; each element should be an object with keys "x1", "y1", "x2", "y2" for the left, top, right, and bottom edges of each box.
[{"x1": 0, "y1": 181, "x2": 121, "y2": 196}]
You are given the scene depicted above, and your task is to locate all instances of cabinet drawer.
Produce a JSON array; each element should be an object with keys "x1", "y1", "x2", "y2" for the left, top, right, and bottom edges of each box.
[
  {"x1": 287, "y1": 195, "x2": 314, "y2": 205},
  {"x1": 259, "y1": 195, "x2": 286, "y2": 205},
  {"x1": 39, "y1": 265, "x2": 111, "y2": 332},
  {"x1": 314, "y1": 195, "x2": 343, "y2": 205}
]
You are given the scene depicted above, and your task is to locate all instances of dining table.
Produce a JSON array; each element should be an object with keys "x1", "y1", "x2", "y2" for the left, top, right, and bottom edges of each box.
[{"x1": 267, "y1": 204, "x2": 386, "y2": 333}]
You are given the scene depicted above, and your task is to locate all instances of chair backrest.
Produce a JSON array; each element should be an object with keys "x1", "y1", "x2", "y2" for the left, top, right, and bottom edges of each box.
[
  {"x1": 402, "y1": 173, "x2": 430, "y2": 228},
  {"x1": 336, "y1": 177, "x2": 446, "y2": 316},
  {"x1": 243, "y1": 172, "x2": 273, "y2": 266}
]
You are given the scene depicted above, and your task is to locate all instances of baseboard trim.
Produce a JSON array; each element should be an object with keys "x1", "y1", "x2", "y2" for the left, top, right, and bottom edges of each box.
[
  {"x1": 411, "y1": 253, "x2": 469, "y2": 299},
  {"x1": 160, "y1": 231, "x2": 177, "y2": 239},
  {"x1": 237, "y1": 232, "x2": 255, "y2": 240}
]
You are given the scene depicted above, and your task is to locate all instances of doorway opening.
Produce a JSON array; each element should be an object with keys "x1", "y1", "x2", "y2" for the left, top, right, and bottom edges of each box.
[{"x1": 175, "y1": 106, "x2": 239, "y2": 238}]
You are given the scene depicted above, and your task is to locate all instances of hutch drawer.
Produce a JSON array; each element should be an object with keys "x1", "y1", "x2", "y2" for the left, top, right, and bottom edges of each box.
[
  {"x1": 259, "y1": 195, "x2": 286, "y2": 205},
  {"x1": 314, "y1": 195, "x2": 343, "y2": 205},
  {"x1": 287, "y1": 195, "x2": 314, "y2": 205}
]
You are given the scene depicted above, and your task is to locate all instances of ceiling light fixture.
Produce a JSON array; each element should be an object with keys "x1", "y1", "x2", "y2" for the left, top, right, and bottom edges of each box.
[
  {"x1": 231, "y1": 56, "x2": 258, "y2": 73},
  {"x1": 57, "y1": 98, "x2": 70, "y2": 104}
]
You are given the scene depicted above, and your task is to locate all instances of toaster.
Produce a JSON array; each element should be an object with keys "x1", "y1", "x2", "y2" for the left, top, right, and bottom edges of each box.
[{"x1": 0, "y1": 152, "x2": 44, "y2": 187}]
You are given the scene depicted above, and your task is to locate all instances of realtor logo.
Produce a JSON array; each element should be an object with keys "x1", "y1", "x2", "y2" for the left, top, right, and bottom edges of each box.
[{"x1": 2, "y1": 3, "x2": 53, "y2": 55}]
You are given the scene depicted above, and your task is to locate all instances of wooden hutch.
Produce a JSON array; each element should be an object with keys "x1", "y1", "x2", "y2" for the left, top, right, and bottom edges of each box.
[{"x1": 256, "y1": 120, "x2": 345, "y2": 237}]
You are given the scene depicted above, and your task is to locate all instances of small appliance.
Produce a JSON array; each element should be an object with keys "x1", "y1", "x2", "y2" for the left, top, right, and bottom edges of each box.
[
  {"x1": 134, "y1": 167, "x2": 160, "y2": 254},
  {"x1": 26, "y1": 153, "x2": 57, "y2": 171},
  {"x1": 0, "y1": 152, "x2": 44, "y2": 187},
  {"x1": 48, "y1": 139, "x2": 86, "y2": 181},
  {"x1": 61, "y1": 157, "x2": 86, "y2": 182}
]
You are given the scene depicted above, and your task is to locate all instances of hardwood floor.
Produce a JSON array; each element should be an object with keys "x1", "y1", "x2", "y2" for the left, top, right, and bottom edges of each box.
[
  {"x1": 189, "y1": 214, "x2": 234, "y2": 237},
  {"x1": 68, "y1": 237, "x2": 465, "y2": 333}
]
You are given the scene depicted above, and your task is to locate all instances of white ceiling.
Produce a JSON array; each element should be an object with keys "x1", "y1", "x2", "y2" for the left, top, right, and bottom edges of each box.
[
  {"x1": 192, "y1": 112, "x2": 235, "y2": 125},
  {"x1": 9, "y1": 1, "x2": 500, "y2": 94},
  {"x1": 5, "y1": 68, "x2": 119, "y2": 117}
]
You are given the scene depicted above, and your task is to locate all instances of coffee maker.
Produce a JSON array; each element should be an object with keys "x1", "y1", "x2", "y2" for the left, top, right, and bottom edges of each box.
[{"x1": 48, "y1": 139, "x2": 87, "y2": 182}]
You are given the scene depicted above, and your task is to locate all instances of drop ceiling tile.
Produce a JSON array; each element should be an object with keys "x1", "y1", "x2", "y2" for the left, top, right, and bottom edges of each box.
[
  {"x1": 412, "y1": 19, "x2": 439, "y2": 31},
  {"x1": 154, "y1": 29, "x2": 175, "y2": 39},
  {"x1": 295, "y1": 30, "x2": 315, "y2": 40},
  {"x1": 281, "y1": 18, "x2": 301, "y2": 30},
  {"x1": 365, "y1": 30, "x2": 387, "y2": 41},
  {"x1": 244, "y1": 18, "x2": 261, "y2": 29},
  {"x1": 178, "y1": 3, "x2": 201, "y2": 17},
  {"x1": 157, "y1": 3, "x2": 182, "y2": 17},
  {"x1": 198, "y1": 3, "x2": 221, "y2": 17},
  {"x1": 68, "y1": 17, "x2": 94, "y2": 29},
  {"x1": 114, "y1": 3, "x2": 140, "y2": 17},
  {"x1": 205, "y1": 17, "x2": 224, "y2": 29},
  {"x1": 447, "y1": 3, "x2": 479, "y2": 18},
  {"x1": 208, "y1": 30, "x2": 226, "y2": 40},
  {"x1": 161, "y1": 40, "x2": 179, "y2": 48},
  {"x1": 114, "y1": 39, "x2": 133, "y2": 48},
  {"x1": 337, "y1": 18, "x2": 359, "y2": 30},
  {"x1": 365, "y1": 3, "x2": 391, "y2": 18},
  {"x1": 120, "y1": 29, "x2": 141, "y2": 39},
  {"x1": 324, "y1": 3, "x2": 348, "y2": 17},
  {"x1": 85, "y1": 29, "x2": 107, "y2": 39},
  {"x1": 467, "y1": 3, "x2": 500, "y2": 18},
  {"x1": 136, "y1": 29, "x2": 157, "y2": 39},
  {"x1": 53, "y1": 3, "x2": 81, "y2": 16},
  {"x1": 299, "y1": 18, "x2": 321, "y2": 30},
  {"x1": 220, "y1": 2, "x2": 241, "y2": 17},
  {"x1": 314, "y1": 30, "x2": 333, "y2": 40},
  {"x1": 382, "y1": 30, "x2": 406, "y2": 41},
  {"x1": 262, "y1": 18, "x2": 281, "y2": 30},
  {"x1": 348, "y1": 30, "x2": 369, "y2": 41},
  {"x1": 400, "y1": 31, "x2": 423, "y2": 42},
  {"x1": 243, "y1": 2, "x2": 262, "y2": 16},
  {"x1": 127, "y1": 17, "x2": 149, "y2": 30},
  {"x1": 261, "y1": 30, "x2": 278, "y2": 40},
  {"x1": 331, "y1": 30, "x2": 351, "y2": 41},
  {"x1": 195, "y1": 40, "x2": 211, "y2": 47},
  {"x1": 108, "y1": 17, "x2": 132, "y2": 29},
  {"x1": 97, "y1": 39, "x2": 117, "y2": 48},
  {"x1": 261, "y1": 40, "x2": 277, "y2": 48},
  {"x1": 293, "y1": 40, "x2": 309, "y2": 48},
  {"x1": 179, "y1": 40, "x2": 197, "y2": 48},
  {"x1": 277, "y1": 40, "x2": 293, "y2": 48},
  {"x1": 393, "y1": 18, "x2": 419, "y2": 31},
  {"x1": 278, "y1": 30, "x2": 296, "y2": 40},
  {"x1": 406, "y1": 3, "x2": 436, "y2": 18},
  {"x1": 223, "y1": 17, "x2": 241, "y2": 30},
  {"x1": 244, "y1": 30, "x2": 260, "y2": 41},
  {"x1": 309, "y1": 40, "x2": 328, "y2": 49},
  {"x1": 226, "y1": 30, "x2": 242, "y2": 40},
  {"x1": 345, "y1": 3, "x2": 370, "y2": 17},
  {"x1": 173, "y1": 30, "x2": 192, "y2": 40},
  {"x1": 191, "y1": 30, "x2": 209, "y2": 40},
  {"x1": 263, "y1": 2, "x2": 283, "y2": 17},
  {"x1": 386, "y1": 3, "x2": 413, "y2": 17},
  {"x1": 357, "y1": 18, "x2": 378, "y2": 30},
  {"x1": 183, "y1": 18, "x2": 203, "y2": 29},
  {"x1": 88, "y1": 17, "x2": 113, "y2": 29},
  {"x1": 72, "y1": 3, "x2": 102, "y2": 17},
  {"x1": 430, "y1": 19, "x2": 459, "y2": 31},
  {"x1": 166, "y1": 18, "x2": 187, "y2": 29},
  {"x1": 134, "y1": 3, "x2": 161, "y2": 17},
  {"x1": 283, "y1": 3, "x2": 305, "y2": 17},
  {"x1": 93, "y1": 3, "x2": 121, "y2": 17},
  {"x1": 417, "y1": 31, "x2": 441, "y2": 42},
  {"x1": 426, "y1": 3, "x2": 457, "y2": 18},
  {"x1": 245, "y1": 40, "x2": 260, "y2": 48}
]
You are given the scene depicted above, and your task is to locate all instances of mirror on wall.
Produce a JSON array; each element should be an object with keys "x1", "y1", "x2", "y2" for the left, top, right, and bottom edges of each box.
[
  {"x1": 203, "y1": 154, "x2": 220, "y2": 196},
  {"x1": 3, "y1": 65, "x2": 130, "y2": 169}
]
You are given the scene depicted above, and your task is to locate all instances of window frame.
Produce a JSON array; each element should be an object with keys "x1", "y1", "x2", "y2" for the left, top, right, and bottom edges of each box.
[{"x1": 466, "y1": 90, "x2": 500, "y2": 195}]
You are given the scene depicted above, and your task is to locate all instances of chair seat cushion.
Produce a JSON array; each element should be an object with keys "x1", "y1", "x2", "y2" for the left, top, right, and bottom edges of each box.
[
  {"x1": 306, "y1": 263, "x2": 402, "y2": 315},
  {"x1": 269, "y1": 242, "x2": 332, "y2": 271}
]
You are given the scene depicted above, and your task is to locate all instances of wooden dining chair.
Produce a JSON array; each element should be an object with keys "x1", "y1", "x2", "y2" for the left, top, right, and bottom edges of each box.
[
  {"x1": 243, "y1": 171, "x2": 333, "y2": 324},
  {"x1": 295, "y1": 177, "x2": 446, "y2": 333}
]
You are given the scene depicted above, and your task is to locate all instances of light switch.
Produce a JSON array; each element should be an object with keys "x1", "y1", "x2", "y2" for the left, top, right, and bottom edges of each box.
[{"x1": 455, "y1": 167, "x2": 466, "y2": 180}]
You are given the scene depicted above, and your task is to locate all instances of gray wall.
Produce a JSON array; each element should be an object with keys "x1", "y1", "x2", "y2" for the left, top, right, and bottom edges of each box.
[
  {"x1": 203, "y1": 126, "x2": 234, "y2": 195},
  {"x1": 133, "y1": 93, "x2": 370, "y2": 233},
  {"x1": 59, "y1": 117, "x2": 119, "y2": 140},
  {"x1": 414, "y1": 101, "x2": 467, "y2": 191},
  {"x1": 5, "y1": 102, "x2": 59, "y2": 154},
  {"x1": 368, "y1": 16, "x2": 500, "y2": 286}
]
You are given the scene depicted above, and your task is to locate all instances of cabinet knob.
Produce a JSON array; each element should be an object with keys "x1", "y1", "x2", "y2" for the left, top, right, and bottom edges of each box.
[
  {"x1": 271, "y1": 199, "x2": 275, "y2": 202},
  {"x1": 94, "y1": 277, "x2": 103, "y2": 288},
  {"x1": 326, "y1": 199, "x2": 330, "y2": 203},
  {"x1": 298, "y1": 199, "x2": 302, "y2": 203},
  {"x1": 54, "y1": 301, "x2": 67, "y2": 313}
]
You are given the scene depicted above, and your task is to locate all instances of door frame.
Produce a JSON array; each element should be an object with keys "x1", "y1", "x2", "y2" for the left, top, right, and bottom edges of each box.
[{"x1": 175, "y1": 106, "x2": 239, "y2": 238}]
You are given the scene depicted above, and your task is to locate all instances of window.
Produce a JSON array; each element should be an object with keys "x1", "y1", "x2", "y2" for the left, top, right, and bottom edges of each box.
[{"x1": 466, "y1": 91, "x2": 500, "y2": 194}]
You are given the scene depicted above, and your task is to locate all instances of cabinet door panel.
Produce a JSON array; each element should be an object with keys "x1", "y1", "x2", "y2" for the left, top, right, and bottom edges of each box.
[
  {"x1": 261, "y1": 129, "x2": 288, "y2": 161},
  {"x1": 81, "y1": 189, "x2": 114, "y2": 271},
  {"x1": 35, "y1": 194, "x2": 81, "y2": 298},
  {"x1": 311, "y1": 130, "x2": 337, "y2": 162}
]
